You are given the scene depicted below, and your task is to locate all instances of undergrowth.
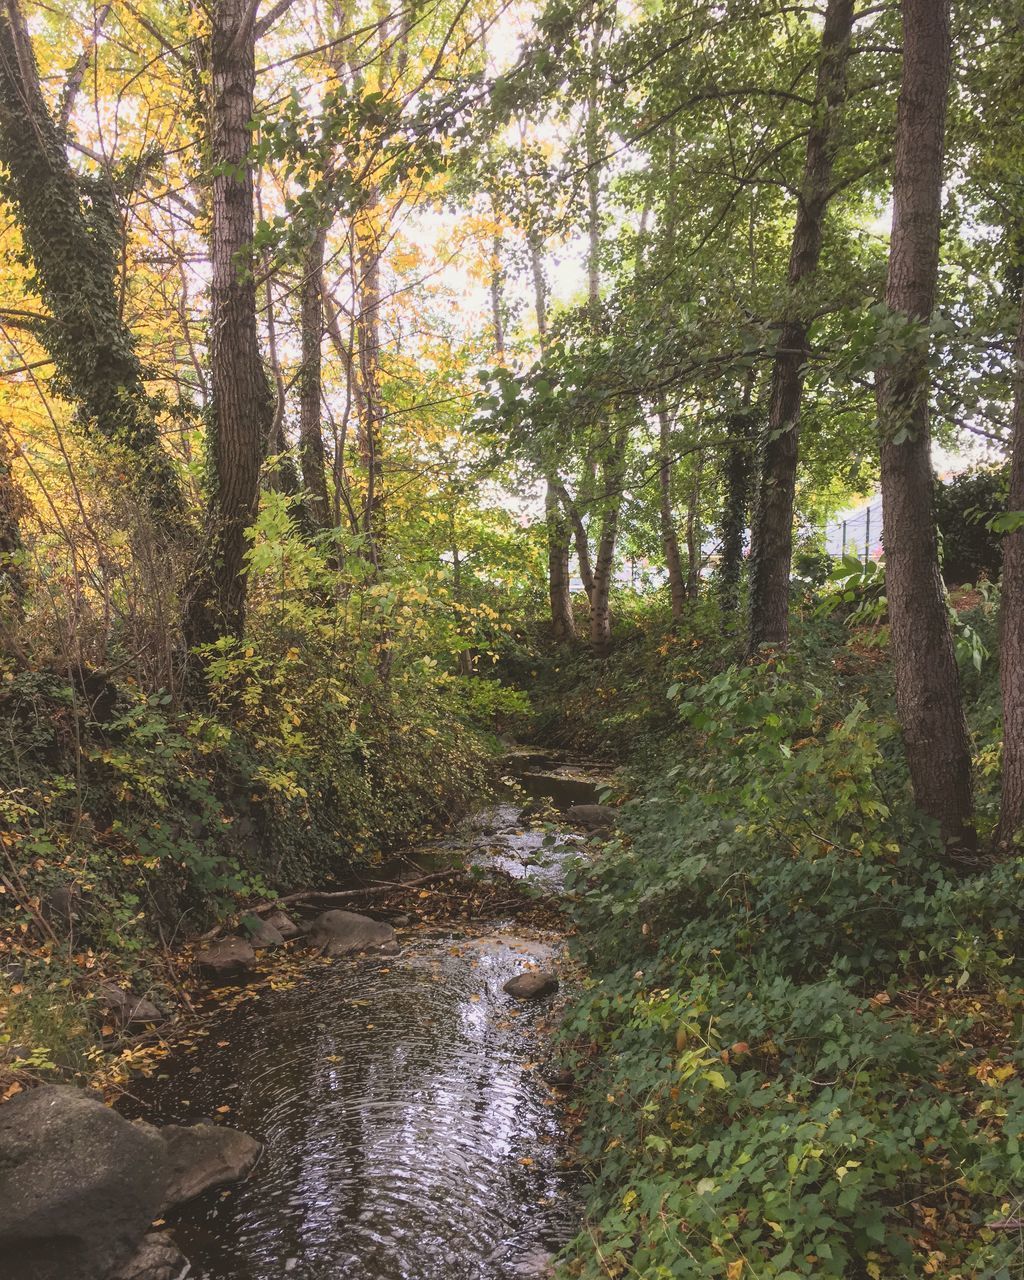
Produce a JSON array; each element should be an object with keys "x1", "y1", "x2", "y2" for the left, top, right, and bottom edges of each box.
[
  {"x1": 555, "y1": 600, "x2": 1024, "y2": 1279},
  {"x1": 0, "y1": 502, "x2": 530, "y2": 1085}
]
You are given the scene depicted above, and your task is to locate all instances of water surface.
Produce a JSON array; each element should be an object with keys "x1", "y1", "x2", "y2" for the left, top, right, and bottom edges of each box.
[{"x1": 127, "y1": 760, "x2": 612, "y2": 1280}]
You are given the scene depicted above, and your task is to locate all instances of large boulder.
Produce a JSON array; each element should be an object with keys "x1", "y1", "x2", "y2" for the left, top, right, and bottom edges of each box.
[
  {"x1": 564, "y1": 803, "x2": 616, "y2": 832},
  {"x1": 503, "y1": 971, "x2": 559, "y2": 1000},
  {"x1": 307, "y1": 910, "x2": 396, "y2": 957},
  {"x1": 156, "y1": 1123, "x2": 261, "y2": 1209},
  {"x1": 194, "y1": 936, "x2": 256, "y2": 981},
  {"x1": 97, "y1": 984, "x2": 165, "y2": 1028},
  {"x1": 112, "y1": 1233, "x2": 189, "y2": 1280},
  {"x1": 0, "y1": 1085, "x2": 169, "y2": 1280}
]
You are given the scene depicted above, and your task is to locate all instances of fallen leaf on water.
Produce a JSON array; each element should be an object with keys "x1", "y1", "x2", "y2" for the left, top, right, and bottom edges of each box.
[{"x1": 215, "y1": 1105, "x2": 231, "y2": 1114}]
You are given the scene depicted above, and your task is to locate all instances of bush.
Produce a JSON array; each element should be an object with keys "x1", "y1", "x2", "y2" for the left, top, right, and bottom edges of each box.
[
  {"x1": 0, "y1": 501, "x2": 498, "y2": 1078},
  {"x1": 557, "y1": 626, "x2": 1024, "y2": 1279},
  {"x1": 935, "y1": 466, "x2": 1007, "y2": 586}
]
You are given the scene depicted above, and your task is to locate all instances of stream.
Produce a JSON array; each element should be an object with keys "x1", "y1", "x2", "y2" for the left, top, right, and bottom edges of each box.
[{"x1": 121, "y1": 751, "x2": 612, "y2": 1280}]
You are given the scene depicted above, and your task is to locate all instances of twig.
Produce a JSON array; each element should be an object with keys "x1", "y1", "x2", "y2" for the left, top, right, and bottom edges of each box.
[{"x1": 191, "y1": 870, "x2": 467, "y2": 943}]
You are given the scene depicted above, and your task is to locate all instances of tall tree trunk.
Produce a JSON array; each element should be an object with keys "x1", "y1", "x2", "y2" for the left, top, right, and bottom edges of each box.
[
  {"x1": 546, "y1": 484, "x2": 575, "y2": 642},
  {"x1": 0, "y1": 439, "x2": 26, "y2": 624},
  {"x1": 356, "y1": 205, "x2": 385, "y2": 570},
  {"x1": 299, "y1": 226, "x2": 332, "y2": 531},
  {"x1": 449, "y1": 508, "x2": 473, "y2": 676},
  {"x1": 0, "y1": 0, "x2": 179, "y2": 509},
  {"x1": 585, "y1": 79, "x2": 601, "y2": 316},
  {"x1": 685, "y1": 450, "x2": 703, "y2": 601},
  {"x1": 720, "y1": 395, "x2": 755, "y2": 619},
  {"x1": 184, "y1": 0, "x2": 273, "y2": 648},
  {"x1": 590, "y1": 424, "x2": 628, "y2": 654},
  {"x1": 748, "y1": 0, "x2": 856, "y2": 649},
  {"x1": 490, "y1": 227, "x2": 505, "y2": 360},
  {"x1": 529, "y1": 232, "x2": 575, "y2": 640},
  {"x1": 998, "y1": 295, "x2": 1024, "y2": 844},
  {"x1": 257, "y1": 182, "x2": 300, "y2": 498},
  {"x1": 550, "y1": 477, "x2": 594, "y2": 602},
  {"x1": 877, "y1": 0, "x2": 974, "y2": 850},
  {"x1": 657, "y1": 404, "x2": 686, "y2": 620}
]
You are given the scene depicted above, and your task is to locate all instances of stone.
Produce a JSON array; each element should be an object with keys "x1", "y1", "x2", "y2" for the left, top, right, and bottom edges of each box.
[
  {"x1": 194, "y1": 936, "x2": 256, "y2": 980},
  {"x1": 263, "y1": 909, "x2": 301, "y2": 939},
  {"x1": 543, "y1": 1065, "x2": 575, "y2": 1088},
  {"x1": 307, "y1": 910, "x2": 396, "y2": 957},
  {"x1": 41, "y1": 880, "x2": 80, "y2": 927},
  {"x1": 112, "y1": 1233, "x2": 190, "y2": 1280},
  {"x1": 0, "y1": 1085, "x2": 169, "y2": 1280},
  {"x1": 503, "y1": 971, "x2": 559, "y2": 1000},
  {"x1": 157, "y1": 1122, "x2": 261, "y2": 1210},
  {"x1": 515, "y1": 1247, "x2": 556, "y2": 1277},
  {"x1": 244, "y1": 917, "x2": 285, "y2": 949},
  {"x1": 564, "y1": 803, "x2": 616, "y2": 831},
  {"x1": 98, "y1": 983, "x2": 165, "y2": 1027}
]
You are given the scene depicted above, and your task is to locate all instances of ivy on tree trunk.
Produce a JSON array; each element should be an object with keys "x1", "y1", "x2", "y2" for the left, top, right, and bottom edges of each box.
[{"x1": 0, "y1": 0, "x2": 180, "y2": 510}]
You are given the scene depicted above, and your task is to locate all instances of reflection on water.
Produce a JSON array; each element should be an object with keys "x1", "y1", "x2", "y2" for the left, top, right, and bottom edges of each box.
[
  {"x1": 126, "y1": 764, "x2": 617, "y2": 1280},
  {"x1": 130, "y1": 930, "x2": 579, "y2": 1280}
]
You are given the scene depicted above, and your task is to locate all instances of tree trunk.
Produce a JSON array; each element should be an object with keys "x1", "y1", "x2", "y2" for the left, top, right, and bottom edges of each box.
[
  {"x1": 449, "y1": 509, "x2": 473, "y2": 676},
  {"x1": 529, "y1": 232, "x2": 575, "y2": 639},
  {"x1": 546, "y1": 483, "x2": 575, "y2": 642},
  {"x1": 356, "y1": 204, "x2": 386, "y2": 570},
  {"x1": 552, "y1": 479, "x2": 594, "y2": 602},
  {"x1": 590, "y1": 425, "x2": 628, "y2": 654},
  {"x1": 998, "y1": 294, "x2": 1024, "y2": 844},
  {"x1": 657, "y1": 404, "x2": 686, "y2": 620},
  {"x1": 877, "y1": 0, "x2": 974, "y2": 851},
  {"x1": 0, "y1": 439, "x2": 26, "y2": 623},
  {"x1": 257, "y1": 182, "x2": 300, "y2": 499},
  {"x1": 685, "y1": 450, "x2": 703, "y2": 601},
  {"x1": 299, "y1": 226, "x2": 332, "y2": 532},
  {"x1": 0, "y1": 0, "x2": 179, "y2": 509},
  {"x1": 184, "y1": 0, "x2": 273, "y2": 648},
  {"x1": 747, "y1": 0, "x2": 856, "y2": 649},
  {"x1": 720, "y1": 395, "x2": 755, "y2": 620},
  {"x1": 585, "y1": 78, "x2": 601, "y2": 316},
  {"x1": 490, "y1": 228, "x2": 505, "y2": 360}
]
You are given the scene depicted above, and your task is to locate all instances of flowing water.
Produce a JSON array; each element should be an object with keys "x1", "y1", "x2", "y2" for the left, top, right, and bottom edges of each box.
[{"x1": 124, "y1": 752, "x2": 613, "y2": 1280}]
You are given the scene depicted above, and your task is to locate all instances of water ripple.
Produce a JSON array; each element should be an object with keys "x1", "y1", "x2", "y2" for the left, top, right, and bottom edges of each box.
[{"x1": 130, "y1": 928, "x2": 580, "y2": 1280}]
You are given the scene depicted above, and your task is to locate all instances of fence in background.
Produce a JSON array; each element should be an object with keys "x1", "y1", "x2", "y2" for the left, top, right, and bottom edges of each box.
[{"x1": 822, "y1": 497, "x2": 884, "y2": 564}]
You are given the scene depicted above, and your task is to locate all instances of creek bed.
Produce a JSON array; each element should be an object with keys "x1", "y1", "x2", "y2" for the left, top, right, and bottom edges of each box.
[{"x1": 121, "y1": 757, "x2": 614, "y2": 1280}]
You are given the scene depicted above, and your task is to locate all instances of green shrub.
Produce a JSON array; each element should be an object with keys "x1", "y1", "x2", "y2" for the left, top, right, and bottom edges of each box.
[
  {"x1": 935, "y1": 465, "x2": 1007, "y2": 587},
  {"x1": 558, "y1": 628, "x2": 1024, "y2": 1279}
]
